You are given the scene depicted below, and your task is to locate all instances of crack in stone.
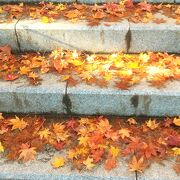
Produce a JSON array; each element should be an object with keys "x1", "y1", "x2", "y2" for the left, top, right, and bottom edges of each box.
[
  {"x1": 125, "y1": 21, "x2": 131, "y2": 53},
  {"x1": 62, "y1": 81, "x2": 72, "y2": 115},
  {"x1": 14, "y1": 18, "x2": 22, "y2": 52}
]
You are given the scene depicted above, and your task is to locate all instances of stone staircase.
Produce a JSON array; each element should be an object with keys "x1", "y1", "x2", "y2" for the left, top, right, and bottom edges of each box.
[{"x1": 0, "y1": 0, "x2": 179, "y2": 179}]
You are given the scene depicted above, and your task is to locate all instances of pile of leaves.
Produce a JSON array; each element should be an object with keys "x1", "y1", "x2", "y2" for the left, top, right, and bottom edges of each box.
[
  {"x1": 0, "y1": 45, "x2": 180, "y2": 89},
  {"x1": 0, "y1": 113, "x2": 179, "y2": 173},
  {"x1": 0, "y1": 1, "x2": 179, "y2": 25}
]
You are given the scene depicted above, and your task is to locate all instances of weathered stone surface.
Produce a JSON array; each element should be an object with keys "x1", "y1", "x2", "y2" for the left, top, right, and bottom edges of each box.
[
  {"x1": 0, "y1": 155, "x2": 135, "y2": 180},
  {"x1": 16, "y1": 19, "x2": 129, "y2": 53},
  {"x1": 0, "y1": 21, "x2": 18, "y2": 51},
  {"x1": 0, "y1": 74, "x2": 66, "y2": 114},
  {"x1": 67, "y1": 81, "x2": 180, "y2": 116},
  {"x1": 138, "y1": 159, "x2": 179, "y2": 180},
  {"x1": 129, "y1": 14, "x2": 180, "y2": 53},
  {"x1": 175, "y1": 0, "x2": 180, "y2": 3}
]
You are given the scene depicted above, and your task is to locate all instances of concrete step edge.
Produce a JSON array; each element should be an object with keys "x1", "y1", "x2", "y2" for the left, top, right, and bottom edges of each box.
[
  {"x1": 0, "y1": 14, "x2": 179, "y2": 53},
  {"x1": 0, "y1": 153, "x2": 178, "y2": 180},
  {"x1": 0, "y1": 74, "x2": 179, "y2": 116}
]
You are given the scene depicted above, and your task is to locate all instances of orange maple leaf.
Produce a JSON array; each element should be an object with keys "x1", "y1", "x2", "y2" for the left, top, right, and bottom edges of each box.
[
  {"x1": 104, "y1": 158, "x2": 117, "y2": 171},
  {"x1": 128, "y1": 156, "x2": 147, "y2": 173},
  {"x1": 18, "y1": 143, "x2": 36, "y2": 163},
  {"x1": 119, "y1": 128, "x2": 131, "y2": 139},
  {"x1": 8, "y1": 116, "x2": 28, "y2": 131}
]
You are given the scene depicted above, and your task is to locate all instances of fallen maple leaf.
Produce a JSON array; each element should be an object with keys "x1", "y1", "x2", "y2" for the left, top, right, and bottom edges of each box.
[
  {"x1": 173, "y1": 117, "x2": 180, "y2": 126},
  {"x1": 109, "y1": 146, "x2": 121, "y2": 158},
  {"x1": 4, "y1": 74, "x2": 19, "y2": 81},
  {"x1": 119, "y1": 128, "x2": 131, "y2": 139},
  {"x1": 0, "y1": 142, "x2": 4, "y2": 153},
  {"x1": 138, "y1": 2, "x2": 152, "y2": 12},
  {"x1": 83, "y1": 157, "x2": 95, "y2": 170},
  {"x1": 167, "y1": 136, "x2": 180, "y2": 147},
  {"x1": 146, "y1": 119, "x2": 159, "y2": 130},
  {"x1": 171, "y1": 147, "x2": 180, "y2": 156},
  {"x1": 18, "y1": 143, "x2": 36, "y2": 163},
  {"x1": 0, "y1": 113, "x2": 4, "y2": 120},
  {"x1": 8, "y1": 116, "x2": 28, "y2": 131},
  {"x1": 91, "y1": 149, "x2": 104, "y2": 163},
  {"x1": 153, "y1": 18, "x2": 166, "y2": 24},
  {"x1": 51, "y1": 156, "x2": 65, "y2": 168},
  {"x1": 104, "y1": 158, "x2": 117, "y2": 171},
  {"x1": 38, "y1": 128, "x2": 51, "y2": 140},
  {"x1": 173, "y1": 163, "x2": 180, "y2": 175},
  {"x1": 127, "y1": 118, "x2": 137, "y2": 125},
  {"x1": 128, "y1": 156, "x2": 147, "y2": 173}
]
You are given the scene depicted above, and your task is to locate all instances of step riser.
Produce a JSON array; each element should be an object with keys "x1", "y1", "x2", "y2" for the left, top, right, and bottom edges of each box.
[
  {"x1": 0, "y1": 19, "x2": 179, "y2": 53},
  {"x1": 0, "y1": 75, "x2": 179, "y2": 116}
]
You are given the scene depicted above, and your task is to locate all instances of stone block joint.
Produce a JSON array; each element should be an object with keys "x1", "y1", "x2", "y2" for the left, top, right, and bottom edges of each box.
[
  {"x1": 63, "y1": 81, "x2": 72, "y2": 115},
  {"x1": 125, "y1": 21, "x2": 131, "y2": 53},
  {"x1": 14, "y1": 18, "x2": 22, "y2": 52}
]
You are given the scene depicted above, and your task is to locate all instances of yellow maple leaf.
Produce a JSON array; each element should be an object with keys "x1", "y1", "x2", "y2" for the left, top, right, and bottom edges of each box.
[
  {"x1": 173, "y1": 117, "x2": 180, "y2": 126},
  {"x1": 41, "y1": 16, "x2": 50, "y2": 23},
  {"x1": 19, "y1": 66, "x2": 31, "y2": 75},
  {"x1": 38, "y1": 128, "x2": 51, "y2": 139},
  {"x1": 127, "y1": 62, "x2": 139, "y2": 69},
  {"x1": 0, "y1": 7, "x2": 4, "y2": 14},
  {"x1": 119, "y1": 128, "x2": 131, "y2": 139},
  {"x1": 171, "y1": 147, "x2": 180, "y2": 156},
  {"x1": 0, "y1": 113, "x2": 4, "y2": 120},
  {"x1": 83, "y1": 157, "x2": 95, "y2": 170},
  {"x1": 8, "y1": 116, "x2": 28, "y2": 131},
  {"x1": 146, "y1": 119, "x2": 159, "y2": 130},
  {"x1": 78, "y1": 136, "x2": 89, "y2": 146},
  {"x1": 28, "y1": 72, "x2": 38, "y2": 80},
  {"x1": 0, "y1": 142, "x2": 4, "y2": 153},
  {"x1": 41, "y1": 16, "x2": 54, "y2": 23},
  {"x1": 109, "y1": 146, "x2": 121, "y2": 158},
  {"x1": 56, "y1": 3, "x2": 66, "y2": 11},
  {"x1": 51, "y1": 157, "x2": 65, "y2": 168}
]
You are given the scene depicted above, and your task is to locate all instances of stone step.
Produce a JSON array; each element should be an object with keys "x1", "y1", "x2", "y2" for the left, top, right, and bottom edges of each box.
[
  {"x1": 0, "y1": 14, "x2": 179, "y2": 53},
  {"x1": 0, "y1": 0, "x2": 178, "y2": 4},
  {"x1": 0, "y1": 74, "x2": 179, "y2": 116},
  {"x1": 0, "y1": 154, "x2": 178, "y2": 180}
]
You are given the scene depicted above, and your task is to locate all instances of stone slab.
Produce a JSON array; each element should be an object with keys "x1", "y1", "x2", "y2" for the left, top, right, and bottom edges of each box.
[
  {"x1": 67, "y1": 81, "x2": 180, "y2": 116},
  {"x1": 129, "y1": 14, "x2": 180, "y2": 53},
  {"x1": 0, "y1": 74, "x2": 66, "y2": 114},
  {"x1": 138, "y1": 159, "x2": 179, "y2": 180},
  {"x1": 0, "y1": 155, "x2": 135, "y2": 180},
  {"x1": 16, "y1": 19, "x2": 129, "y2": 53},
  {"x1": 0, "y1": 21, "x2": 19, "y2": 51}
]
